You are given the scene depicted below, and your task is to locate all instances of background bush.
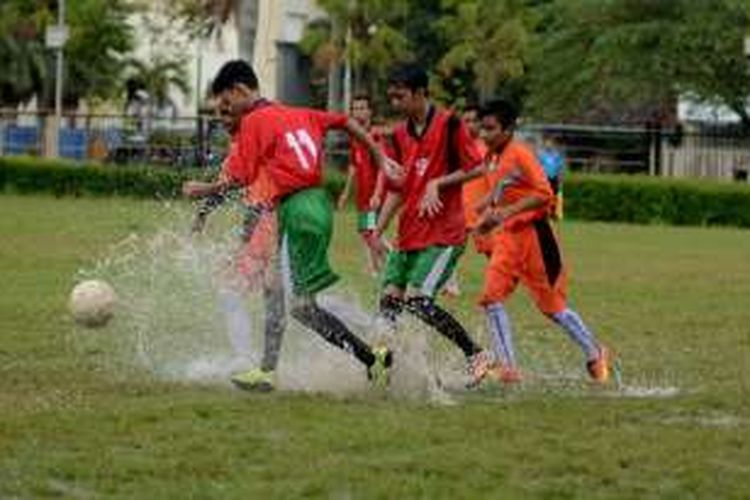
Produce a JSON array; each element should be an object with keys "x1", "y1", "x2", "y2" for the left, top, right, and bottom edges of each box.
[
  {"x1": 2, "y1": 156, "x2": 749, "y2": 228},
  {"x1": 564, "y1": 174, "x2": 750, "y2": 228}
]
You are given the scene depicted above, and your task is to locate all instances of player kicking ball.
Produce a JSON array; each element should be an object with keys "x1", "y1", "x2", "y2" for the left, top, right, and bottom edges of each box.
[
  {"x1": 183, "y1": 60, "x2": 400, "y2": 389},
  {"x1": 474, "y1": 99, "x2": 611, "y2": 385}
]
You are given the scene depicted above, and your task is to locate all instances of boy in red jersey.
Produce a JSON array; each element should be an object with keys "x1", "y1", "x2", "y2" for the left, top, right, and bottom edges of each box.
[
  {"x1": 475, "y1": 99, "x2": 610, "y2": 384},
  {"x1": 183, "y1": 61, "x2": 398, "y2": 388},
  {"x1": 337, "y1": 93, "x2": 387, "y2": 273},
  {"x1": 367, "y1": 64, "x2": 490, "y2": 384}
]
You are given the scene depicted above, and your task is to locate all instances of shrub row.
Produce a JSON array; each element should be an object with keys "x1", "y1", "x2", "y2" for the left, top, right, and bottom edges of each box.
[
  {"x1": 2, "y1": 156, "x2": 749, "y2": 228},
  {"x1": 0, "y1": 156, "x2": 196, "y2": 199},
  {"x1": 0, "y1": 156, "x2": 347, "y2": 201},
  {"x1": 564, "y1": 174, "x2": 750, "y2": 228}
]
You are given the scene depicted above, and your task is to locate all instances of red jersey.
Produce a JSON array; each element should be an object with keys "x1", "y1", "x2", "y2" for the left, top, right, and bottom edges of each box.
[
  {"x1": 227, "y1": 101, "x2": 348, "y2": 199},
  {"x1": 221, "y1": 137, "x2": 277, "y2": 205},
  {"x1": 489, "y1": 140, "x2": 554, "y2": 231},
  {"x1": 349, "y1": 126, "x2": 384, "y2": 211},
  {"x1": 389, "y1": 107, "x2": 483, "y2": 251}
]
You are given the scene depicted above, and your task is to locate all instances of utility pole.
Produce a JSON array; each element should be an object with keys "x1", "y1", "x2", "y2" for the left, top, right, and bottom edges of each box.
[{"x1": 45, "y1": 0, "x2": 67, "y2": 157}]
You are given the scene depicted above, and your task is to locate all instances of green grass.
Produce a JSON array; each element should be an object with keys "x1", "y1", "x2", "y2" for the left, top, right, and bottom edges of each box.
[{"x1": 1, "y1": 193, "x2": 749, "y2": 499}]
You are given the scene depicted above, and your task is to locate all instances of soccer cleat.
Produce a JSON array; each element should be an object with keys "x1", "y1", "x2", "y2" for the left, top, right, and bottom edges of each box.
[
  {"x1": 368, "y1": 346, "x2": 393, "y2": 389},
  {"x1": 466, "y1": 350, "x2": 494, "y2": 388},
  {"x1": 586, "y1": 345, "x2": 611, "y2": 383},
  {"x1": 230, "y1": 368, "x2": 275, "y2": 392}
]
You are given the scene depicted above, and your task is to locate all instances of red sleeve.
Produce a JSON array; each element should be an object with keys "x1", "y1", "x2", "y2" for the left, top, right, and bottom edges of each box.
[
  {"x1": 229, "y1": 116, "x2": 261, "y2": 186},
  {"x1": 453, "y1": 119, "x2": 483, "y2": 172},
  {"x1": 306, "y1": 109, "x2": 349, "y2": 131}
]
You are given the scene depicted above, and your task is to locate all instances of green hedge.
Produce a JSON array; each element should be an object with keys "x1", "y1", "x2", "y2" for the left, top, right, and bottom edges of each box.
[
  {"x1": 0, "y1": 156, "x2": 197, "y2": 198},
  {"x1": 564, "y1": 174, "x2": 750, "y2": 228},
  {"x1": 2, "y1": 156, "x2": 749, "y2": 228},
  {"x1": 0, "y1": 156, "x2": 347, "y2": 201}
]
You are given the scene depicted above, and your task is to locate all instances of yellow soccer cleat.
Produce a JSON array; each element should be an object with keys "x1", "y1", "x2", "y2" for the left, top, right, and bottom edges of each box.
[
  {"x1": 230, "y1": 368, "x2": 275, "y2": 392},
  {"x1": 368, "y1": 346, "x2": 393, "y2": 390}
]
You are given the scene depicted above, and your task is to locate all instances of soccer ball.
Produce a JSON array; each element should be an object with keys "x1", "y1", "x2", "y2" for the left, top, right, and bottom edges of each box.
[{"x1": 69, "y1": 279, "x2": 117, "y2": 328}]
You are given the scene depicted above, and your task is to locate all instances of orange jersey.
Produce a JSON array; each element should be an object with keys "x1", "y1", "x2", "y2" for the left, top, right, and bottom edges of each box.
[{"x1": 489, "y1": 140, "x2": 554, "y2": 232}]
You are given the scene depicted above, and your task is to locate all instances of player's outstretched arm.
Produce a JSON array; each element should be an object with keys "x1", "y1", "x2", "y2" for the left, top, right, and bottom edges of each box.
[
  {"x1": 474, "y1": 167, "x2": 522, "y2": 215},
  {"x1": 476, "y1": 194, "x2": 547, "y2": 234},
  {"x1": 418, "y1": 162, "x2": 488, "y2": 218},
  {"x1": 343, "y1": 118, "x2": 403, "y2": 183}
]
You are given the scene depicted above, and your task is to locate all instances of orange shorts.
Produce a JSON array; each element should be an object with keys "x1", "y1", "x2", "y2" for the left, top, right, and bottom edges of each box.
[{"x1": 480, "y1": 218, "x2": 567, "y2": 314}]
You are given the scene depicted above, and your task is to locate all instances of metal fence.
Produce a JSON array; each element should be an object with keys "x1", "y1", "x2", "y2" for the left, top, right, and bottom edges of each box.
[
  {"x1": 0, "y1": 110, "x2": 229, "y2": 168},
  {"x1": 522, "y1": 123, "x2": 750, "y2": 181},
  {"x1": 2, "y1": 110, "x2": 749, "y2": 182}
]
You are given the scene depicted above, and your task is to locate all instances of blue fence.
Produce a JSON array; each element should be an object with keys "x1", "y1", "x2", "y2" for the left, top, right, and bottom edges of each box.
[{"x1": 0, "y1": 112, "x2": 221, "y2": 167}]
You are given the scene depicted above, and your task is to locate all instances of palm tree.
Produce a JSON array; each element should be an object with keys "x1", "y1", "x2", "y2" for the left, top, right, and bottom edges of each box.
[{"x1": 124, "y1": 57, "x2": 191, "y2": 119}]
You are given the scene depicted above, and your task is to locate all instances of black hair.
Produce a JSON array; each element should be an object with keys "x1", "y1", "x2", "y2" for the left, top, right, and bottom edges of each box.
[
  {"x1": 479, "y1": 99, "x2": 519, "y2": 129},
  {"x1": 211, "y1": 60, "x2": 259, "y2": 95},
  {"x1": 352, "y1": 92, "x2": 372, "y2": 107},
  {"x1": 462, "y1": 102, "x2": 480, "y2": 115},
  {"x1": 387, "y1": 63, "x2": 429, "y2": 93}
]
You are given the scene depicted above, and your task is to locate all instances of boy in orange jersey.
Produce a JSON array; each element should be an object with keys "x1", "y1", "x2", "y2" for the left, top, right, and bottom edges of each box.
[
  {"x1": 188, "y1": 105, "x2": 284, "y2": 392},
  {"x1": 473, "y1": 100, "x2": 610, "y2": 385}
]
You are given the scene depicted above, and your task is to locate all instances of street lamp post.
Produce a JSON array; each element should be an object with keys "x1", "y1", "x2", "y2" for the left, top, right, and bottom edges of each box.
[{"x1": 45, "y1": 0, "x2": 67, "y2": 157}]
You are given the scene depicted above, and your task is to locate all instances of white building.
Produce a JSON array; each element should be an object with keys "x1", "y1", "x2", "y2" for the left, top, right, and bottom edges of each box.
[{"x1": 131, "y1": 0, "x2": 326, "y2": 116}]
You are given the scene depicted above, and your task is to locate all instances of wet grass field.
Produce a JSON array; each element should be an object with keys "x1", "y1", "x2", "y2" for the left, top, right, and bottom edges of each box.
[{"x1": 1, "y1": 193, "x2": 749, "y2": 498}]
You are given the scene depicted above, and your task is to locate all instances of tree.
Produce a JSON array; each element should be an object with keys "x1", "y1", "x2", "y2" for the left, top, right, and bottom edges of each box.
[
  {"x1": 300, "y1": 0, "x2": 411, "y2": 110},
  {"x1": 0, "y1": 1, "x2": 48, "y2": 108},
  {"x1": 525, "y1": 0, "x2": 750, "y2": 125},
  {"x1": 435, "y1": 0, "x2": 531, "y2": 105},
  {"x1": 124, "y1": 57, "x2": 191, "y2": 117},
  {"x1": 60, "y1": 0, "x2": 135, "y2": 109},
  {"x1": 0, "y1": 0, "x2": 134, "y2": 110}
]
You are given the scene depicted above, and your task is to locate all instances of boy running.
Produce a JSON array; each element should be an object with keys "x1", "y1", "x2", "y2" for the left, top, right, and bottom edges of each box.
[
  {"x1": 183, "y1": 60, "x2": 395, "y2": 387},
  {"x1": 367, "y1": 64, "x2": 490, "y2": 383},
  {"x1": 474, "y1": 100, "x2": 610, "y2": 384},
  {"x1": 187, "y1": 105, "x2": 285, "y2": 392}
]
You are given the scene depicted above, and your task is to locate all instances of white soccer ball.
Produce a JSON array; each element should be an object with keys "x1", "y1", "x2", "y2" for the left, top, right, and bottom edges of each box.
[{"x1": 69, "y1": 279, "x2": 117, "y2": 328}]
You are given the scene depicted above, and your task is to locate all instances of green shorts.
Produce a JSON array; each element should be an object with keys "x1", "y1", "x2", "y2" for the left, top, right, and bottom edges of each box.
[
  {"x1": 382, "y1": 245, "x2": 464, "y2": 298},
  {"x1": 357, "y1": 210, "x2": 378, "y2": 233},
  {"x1": 279, "y1": 188, "x2": 339, "y2": 296}
]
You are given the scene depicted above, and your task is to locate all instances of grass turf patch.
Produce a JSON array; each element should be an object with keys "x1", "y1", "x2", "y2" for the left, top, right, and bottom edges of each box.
[{"x1": 1, "y1": 194, "x2": 749, "y2": 498}]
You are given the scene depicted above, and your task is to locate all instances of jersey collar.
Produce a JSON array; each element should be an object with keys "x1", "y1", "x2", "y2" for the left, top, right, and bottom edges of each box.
[
  {"x1": 406, "y1": 103, "x2": 435, "y2": 140},
  {"x1": 236, "y1": 97, "x2": 272, "y2": 116}
]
